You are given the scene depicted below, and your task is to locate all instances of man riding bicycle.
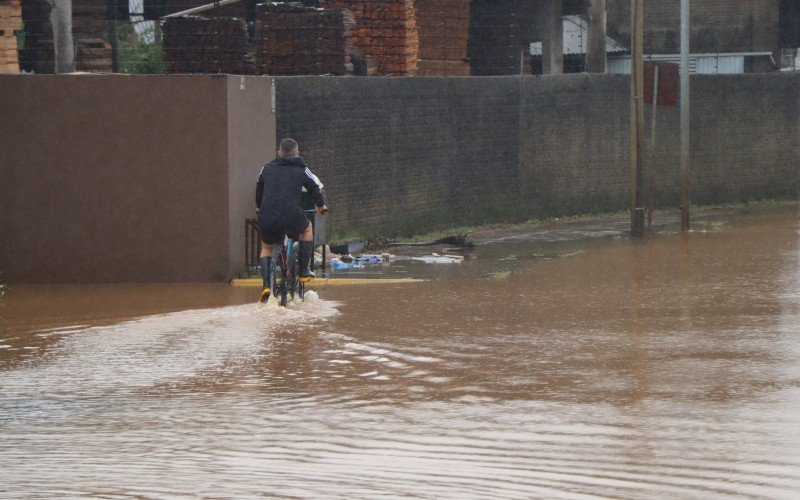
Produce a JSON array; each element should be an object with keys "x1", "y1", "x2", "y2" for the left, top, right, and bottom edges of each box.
[{"x1": 256, "y1": 138, "x2": 328, "y2": 303}]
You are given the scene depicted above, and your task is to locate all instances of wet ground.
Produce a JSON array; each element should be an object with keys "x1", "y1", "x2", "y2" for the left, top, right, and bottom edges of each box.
[{"x1": 2, "y1": 204, "x2": 799, "y2": 498}]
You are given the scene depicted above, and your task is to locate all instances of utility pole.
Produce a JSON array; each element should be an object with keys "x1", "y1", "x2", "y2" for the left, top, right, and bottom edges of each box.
[
  {"x1": 680, "y1": 0, "x2": 691, "y2": 231},
  {"x1": 49, "y1": 0, "x2": 75, "y2": 73},
  {"x1": 630, "y1": 0, "x2": 645, "y2": 237},
  {"x1": 647, "y1": 64, "x2": 659, "y2": 231},
  {"x1": 585, "y1": 0, "x2": 607, "y2": 73},
  {"x1": 542, "y1": 0, "x2": 563, "y2": 74}
]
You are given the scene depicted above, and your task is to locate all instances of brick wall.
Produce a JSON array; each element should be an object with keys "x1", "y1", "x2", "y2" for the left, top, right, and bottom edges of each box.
[{"x1": 276, "y1": 73, "x2": 800, "y2": 238}]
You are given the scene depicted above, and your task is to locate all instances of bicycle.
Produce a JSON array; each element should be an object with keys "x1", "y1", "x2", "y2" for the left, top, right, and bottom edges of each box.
[{"x1": 269, "y1": 209, "x2": 322, "y2": 307}]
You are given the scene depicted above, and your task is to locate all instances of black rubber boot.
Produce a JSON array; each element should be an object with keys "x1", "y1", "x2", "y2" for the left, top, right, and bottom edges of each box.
[
  {"x1": 258, "y1": 256, "x2": 272, "y2": 302},
  {"x1": 299, "y1": 241, "x2": 315, "y2": 280}
]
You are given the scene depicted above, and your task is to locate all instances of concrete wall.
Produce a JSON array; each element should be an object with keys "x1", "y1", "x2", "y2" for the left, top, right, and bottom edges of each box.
[
  {"x1": 276, "y1": 73, "x2": 800, "y2": 238},
  {"x1": 0, "y1": 74, "x2": 275, "y2": 284},
  {"x1": 274, "y1": 76, "x2": 523, "y2": 238},
  {"x1": 519, "y1": 74, "x2": 631, "y2": 216},
  {"x1": 519, "y1": 73, "x2": 800, "y2": 215}
]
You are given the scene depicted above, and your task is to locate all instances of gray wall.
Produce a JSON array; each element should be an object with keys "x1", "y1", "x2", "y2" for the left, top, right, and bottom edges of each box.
[
  {"x1": 276, "y1": 73, "x2": 800, "y2": 238},
  {"x1": 1, "y1": 74, "x2": 275, "y2": 284},
  {"x1": 275, "y1": 76, "x2": 524, "y2": 238}
]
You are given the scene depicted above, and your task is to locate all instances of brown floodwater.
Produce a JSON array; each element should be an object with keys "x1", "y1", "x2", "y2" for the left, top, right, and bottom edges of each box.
[{"x1": 2, "y1": 206, "x2": 799, "y2": 498}]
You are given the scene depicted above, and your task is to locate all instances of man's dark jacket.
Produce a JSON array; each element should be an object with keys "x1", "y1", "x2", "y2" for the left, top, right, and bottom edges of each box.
[{"x1": 256, "y1": 155, "x2": 325, "y2": 221}]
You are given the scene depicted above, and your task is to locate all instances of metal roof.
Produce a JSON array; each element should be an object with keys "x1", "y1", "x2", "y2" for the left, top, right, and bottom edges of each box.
[{"x1": 530, "y1": 15, "x2": 628, "y2": 57}]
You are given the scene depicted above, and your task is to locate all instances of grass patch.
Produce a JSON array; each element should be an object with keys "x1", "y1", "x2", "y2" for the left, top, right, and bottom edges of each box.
[
  {"x1": 489, "y1": 270, "x2": 512, "y2": 280},
  {"x1": 398, "y1": 220, "x2": 541, "y2": 244},
  {"x1": 328, "y1": 197, "x2": 798, "y2": 247}
]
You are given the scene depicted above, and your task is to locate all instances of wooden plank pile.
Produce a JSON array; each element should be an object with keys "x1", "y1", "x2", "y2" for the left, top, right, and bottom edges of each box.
[
  {"x1": 415, "y1": 0, "x2": 471, "y2": 76},
  {"x1": 18, "y1": 0, "x2": 115, "y2": 73},
  {"x1": 0, "y1": 0, "x2": 22, "y2": 73},
  {"x1": 254, "y1": 2, "x2": 356, "y2": 76},
  {"x1": 73, "y1": 0, "x2": 114, "y2": 72},
  {"x1": 18, "y1": 0, "x2": 53, "y2": 73},
  {"x1": 162, "y1": 15, "x2": 254, "y2": 74},
  {"x1": 162, "y1": 0, "x2": 249, "y2": 20},
  {"x1": 321, "y1": 0, "x2": 418, "y2": 75}
]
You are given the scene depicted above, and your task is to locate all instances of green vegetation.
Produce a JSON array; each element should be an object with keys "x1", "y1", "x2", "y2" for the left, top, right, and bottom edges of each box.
[
  {"x1": 488, "y1": 270, "x2": 512, "y2": 280},
  {"x1": 15, "y1": 24, "x2": 25, "y2": 56},
  {"x1": 117, "y1": 23, "x2": 166, "y2": 74}
]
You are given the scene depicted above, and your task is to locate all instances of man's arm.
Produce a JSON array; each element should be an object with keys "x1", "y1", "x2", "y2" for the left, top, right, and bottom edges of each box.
[
  {"x1": 255, "y1": 168, "x2": 264, "y2": 210},
  {"x1": 301, "y1": 163, "x2": 326, "y2": 208}
]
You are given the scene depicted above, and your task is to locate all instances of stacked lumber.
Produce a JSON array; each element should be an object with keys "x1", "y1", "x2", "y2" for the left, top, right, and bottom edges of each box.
[
  {"x1": 18, "y1": 0, "x2": 115, "y2": 73},
  {"x1": 162, "y1": 15, "x2": 254, "y2": 74},
  {"x1": 321, "y1": 0, "x2": 418, "y2": 75},
  {"x1": 73, "y1": 0, "x2": 114, "y2": 72},
  {"x1": 0, "y1": 0, "x2": 22, "y2": 73},
  {"x1": 162, "y1": 0, "x2": 249, "y2": 20},
  {"x1": 18, "y1": 0, "x2": 53, "y2": 73},
  {"x1": 254, "y1": 2, "x2": 355, "y2": 76},
  {"x1": 415, "y1": 0, "x2": 470, "y2": 76}
]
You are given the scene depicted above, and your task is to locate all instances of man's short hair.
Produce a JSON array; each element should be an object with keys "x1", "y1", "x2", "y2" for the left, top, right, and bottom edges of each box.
[{"x1": 280, "y1": 138, "x2": 299, "y2": 154}]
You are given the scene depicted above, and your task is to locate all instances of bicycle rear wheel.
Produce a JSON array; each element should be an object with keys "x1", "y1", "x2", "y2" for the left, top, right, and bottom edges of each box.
[
  {"x1": 272, "y1": 247, "x2": 289, "y2": 307},
  {"x1": 289, "y1": 241, "x2": 306, "y2": 302}
]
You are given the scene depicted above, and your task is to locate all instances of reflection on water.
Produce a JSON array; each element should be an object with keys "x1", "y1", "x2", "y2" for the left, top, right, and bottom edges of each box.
[{"x1": 2, "y1": 207, "x2": 799, "y2": 497}]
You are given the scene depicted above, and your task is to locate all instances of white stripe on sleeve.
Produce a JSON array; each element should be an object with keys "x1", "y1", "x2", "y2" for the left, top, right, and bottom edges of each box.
[{"x1": 305, "y1": 167, "x2": 324, "y2": 190}]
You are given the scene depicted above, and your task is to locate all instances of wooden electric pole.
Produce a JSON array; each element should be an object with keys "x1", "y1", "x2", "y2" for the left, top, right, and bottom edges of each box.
[
  {"x1": 630, "y1": 0, "x2": 645, "y2": 237},
  {"x1": 680, "y1": 0, "x2": 691, "y2": 231},
  {"x1": 585, "y1": 0, "x2": 607, "y2": 73},
  {"x1": 49, "y1": 0, "x2": 75, "y2": 73}
]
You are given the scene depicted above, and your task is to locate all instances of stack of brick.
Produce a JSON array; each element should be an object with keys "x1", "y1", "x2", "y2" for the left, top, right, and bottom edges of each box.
[
  {"x1": 162, "y1": 15, "x2": 254, "y2": 74},
  {"x1": 254, "y1": 2, "x2": 356, "y2": 76},
  {"x1": 321, "y1": 0, "x2": 418, "y2": 76},
  {"x1": 415, "y1": 0, "x2": 471, "y2": 76},
  {"x1": 0, "y1": 0, "x2": 22, "y2": 73}
]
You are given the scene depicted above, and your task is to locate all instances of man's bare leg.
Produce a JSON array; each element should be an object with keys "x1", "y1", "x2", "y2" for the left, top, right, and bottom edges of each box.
[
  {"x1": 299, "y1": 221, "x2": 313, "y2": 242},
  {"x1": 298, "y1": 222, "x2": 315, "y2": 280}
]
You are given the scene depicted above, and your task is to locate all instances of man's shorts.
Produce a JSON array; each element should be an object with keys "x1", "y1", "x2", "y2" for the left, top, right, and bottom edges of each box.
[{"x1": 258, "y1": 210, "x2": 310, "y2": 245}]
